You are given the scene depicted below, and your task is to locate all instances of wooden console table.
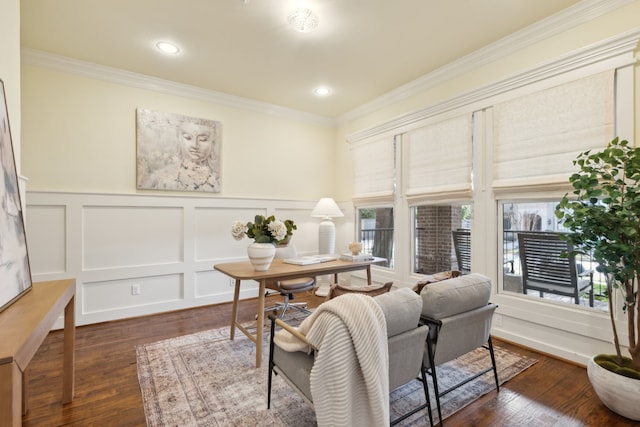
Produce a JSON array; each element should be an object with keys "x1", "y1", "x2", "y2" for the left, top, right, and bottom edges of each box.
[
  {"x1": 0, "y1": 279, "x2": 76, "y2": 427},
  {"x1": 214, "y1": 258, "x2": 384, "y2": 368}
]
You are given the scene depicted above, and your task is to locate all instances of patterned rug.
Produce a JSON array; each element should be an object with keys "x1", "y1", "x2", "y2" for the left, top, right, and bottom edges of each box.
[{"x1": 136, "y1": 324, "x2": 536, "y2": 426}]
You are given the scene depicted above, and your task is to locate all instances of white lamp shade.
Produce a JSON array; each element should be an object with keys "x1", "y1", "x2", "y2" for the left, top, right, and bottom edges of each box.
[{"x1": 311, "y1": 198, "x2": 344, "y2": 219}]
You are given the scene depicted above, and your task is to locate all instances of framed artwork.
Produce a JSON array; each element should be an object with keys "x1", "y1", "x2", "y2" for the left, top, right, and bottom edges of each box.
[
  {"x1": 136, "y1": 108, "x2": 222, "y2": 193},
  {"x1": 0, "y1": 79, "x2": 32, "y2": 312}
]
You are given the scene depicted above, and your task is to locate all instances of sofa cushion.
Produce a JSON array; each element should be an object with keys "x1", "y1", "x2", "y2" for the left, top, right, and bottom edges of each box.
[
  {"x1": 420, "y1": 273, "x2": 491, "y2": 320},
  {"x1": 374, "y1": 287, "x2": 422, "y2": 337},
  {"x1": 328, "y1": 281, "x2": 392, "y2": 299},
  {"x1": 412, "y1": 270, "x2": 462, "y2": 294}
]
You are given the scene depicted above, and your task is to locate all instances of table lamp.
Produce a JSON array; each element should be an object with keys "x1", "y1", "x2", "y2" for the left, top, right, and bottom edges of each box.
[
  {"x1": 311, "y1": 197, "x2": 344, "y2": 255},
  {"x1": 311, "y1": 197, "x2": 344, "y2": 297}
]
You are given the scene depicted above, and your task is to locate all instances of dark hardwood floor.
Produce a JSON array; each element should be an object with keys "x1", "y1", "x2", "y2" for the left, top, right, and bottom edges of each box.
[{"x1": 22, "y1": 291, "x2": 637, "y2": 427}]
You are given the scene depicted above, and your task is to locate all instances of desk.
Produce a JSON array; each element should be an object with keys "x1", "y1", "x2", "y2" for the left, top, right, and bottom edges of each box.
[
  {"x1": 0, "y1": 279, "x2": 75, "y2": 427},
  {"x1": 214, "y1": 258, "x2": 384, "y2": 368}
]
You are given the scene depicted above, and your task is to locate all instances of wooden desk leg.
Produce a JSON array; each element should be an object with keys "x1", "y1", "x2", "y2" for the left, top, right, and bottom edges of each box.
[
  {"x1": 366, "y1": 266, "x2": 372, "y2": 285},
  {"x1": 255, "y1": 279, "x2": 267, "y2": 369},
  {"x1": 62, "y1": 296, "x2": 75, "y2": 404},
  {"x1": 230, "y1": 279, "x2": 241, "y2": 341}
]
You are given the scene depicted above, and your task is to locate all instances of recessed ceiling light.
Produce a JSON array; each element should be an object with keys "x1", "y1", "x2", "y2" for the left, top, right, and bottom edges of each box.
[
  {"x1": 156, "y1": 41, "x2": 180, "y2": 54},
  {"x1": 314, "y1": 87, "x2": 331, "y2": 96}
]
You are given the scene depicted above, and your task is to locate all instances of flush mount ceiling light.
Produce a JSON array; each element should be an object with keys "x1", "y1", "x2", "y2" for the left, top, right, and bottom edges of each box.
[
  {"x1": 287, "y1": 8, "x2": 319, "y2": 33},
  {"x1": 155, "y1": 41, "x2": 180, "y2": 54},
  {"x1": 314, "y1": 86, "x2": 331, "y2": 96}
]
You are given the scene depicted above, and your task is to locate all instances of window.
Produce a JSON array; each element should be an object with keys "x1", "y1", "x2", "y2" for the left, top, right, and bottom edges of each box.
[
  {"x1": 351, "y1": 134, "x2": 396, "y2": 268},
  {"x1": 492, "y1": 71, "x2": 616, "y2": 311},
  {"x1": 500, "y1": 201, "x2": 608, "y2": 310},
  {"x1": 357, "y1": 207, "x2": 394, "y2": 268},
  {"x1": 413, "y1": 203, "x2": 471, "y2": 274}
]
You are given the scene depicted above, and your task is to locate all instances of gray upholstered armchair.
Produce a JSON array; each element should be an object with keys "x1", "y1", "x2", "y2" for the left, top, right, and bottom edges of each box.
[
  {"x1": 419, "y1": 273, "x2": 499, "y2": 426},
  {"x1": 268, "y1": 287, "x2": 432, "y2": 426}
]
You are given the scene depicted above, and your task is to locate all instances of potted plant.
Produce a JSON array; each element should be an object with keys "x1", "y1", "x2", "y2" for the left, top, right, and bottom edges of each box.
[
  {"x1": 555, "y1": 137, "x2": 640, "y2": 420},
  {"x1": 231, "y1": 215, "x2": 296, "y2": 271}
]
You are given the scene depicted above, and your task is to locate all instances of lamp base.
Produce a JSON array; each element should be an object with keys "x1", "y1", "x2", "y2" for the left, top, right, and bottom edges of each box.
[{"x1": 318, "y1": 219, "x2": 336, "y2": 256}]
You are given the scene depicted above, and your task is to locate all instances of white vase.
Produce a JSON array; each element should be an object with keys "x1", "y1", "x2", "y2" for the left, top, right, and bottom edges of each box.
[
  {"x1": 587, "y1": 355, "x2": 640, "y2": 421},
  {"x1": 247, "y1": 242, "x2": 276, "y2": 271}
]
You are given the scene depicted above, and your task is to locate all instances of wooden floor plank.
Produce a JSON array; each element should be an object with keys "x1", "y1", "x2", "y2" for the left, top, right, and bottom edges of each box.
[{"x1": 21, "y1": 291, "x2": 638, "y2": 426}]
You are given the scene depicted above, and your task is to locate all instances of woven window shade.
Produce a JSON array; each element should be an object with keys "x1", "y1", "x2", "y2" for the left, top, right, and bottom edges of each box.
[
  {"x1": 351, "y1": 135, "x2": 395, "y2": 202},
  {"x1": 405, "y1": 114, "x2": 472, "y2": 203},
  {"x1": 493, "y1": 71, "x2": 614, "y2": 193}
]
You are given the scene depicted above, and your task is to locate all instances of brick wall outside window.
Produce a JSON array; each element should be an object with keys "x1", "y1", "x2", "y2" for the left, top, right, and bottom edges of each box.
[{"x1": 415, "y1": 205, "x2": 463, "y2": 274}]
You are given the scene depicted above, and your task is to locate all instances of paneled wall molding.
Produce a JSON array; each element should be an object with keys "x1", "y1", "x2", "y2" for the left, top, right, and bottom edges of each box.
[
  {"x1": 21, "y1": 48, "x2": 335, "y2": 127},
  {"x1": 26, "y1": 191, "x2": 352, "y2": 326},
  {"x1": 346, "y1": 28, "x2": 640, "y2": 144}
]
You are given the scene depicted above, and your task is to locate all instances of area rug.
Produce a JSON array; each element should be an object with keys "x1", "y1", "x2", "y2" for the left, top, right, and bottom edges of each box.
[{"x1": 137, "y1": 324, "x2": 537, "y2": 426}]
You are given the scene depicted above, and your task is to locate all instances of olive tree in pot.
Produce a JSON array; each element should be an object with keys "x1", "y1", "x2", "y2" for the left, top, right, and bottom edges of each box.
[{"x1": 555, "y1": 137, "x2": 640, "y2": 420}]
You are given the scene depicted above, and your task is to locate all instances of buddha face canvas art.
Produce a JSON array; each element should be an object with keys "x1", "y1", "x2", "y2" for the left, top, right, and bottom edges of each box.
[{"x1": 136, "y1": 108, "x2": 222, "y2": 193}]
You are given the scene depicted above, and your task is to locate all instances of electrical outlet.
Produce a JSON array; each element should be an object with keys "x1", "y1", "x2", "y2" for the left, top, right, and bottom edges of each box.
[
  {"x1": 229, "y1": 278, "x2": 236, "y2": 287},
  {"x1": 494, "y1": 314, "x2": 503, "y2": 327},
  {"x1": 131, "y1": 284, "x2": 141, "y2": 295}
]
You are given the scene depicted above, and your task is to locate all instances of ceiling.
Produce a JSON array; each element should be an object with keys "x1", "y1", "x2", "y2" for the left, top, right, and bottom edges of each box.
[{"x1": 21, "y1": 0, "x2": 587, "y2": 119}]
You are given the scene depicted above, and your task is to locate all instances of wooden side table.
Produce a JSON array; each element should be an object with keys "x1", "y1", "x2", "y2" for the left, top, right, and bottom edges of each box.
[{"x1": 0, "y1": 279, "x2": 76, "y2": 427}]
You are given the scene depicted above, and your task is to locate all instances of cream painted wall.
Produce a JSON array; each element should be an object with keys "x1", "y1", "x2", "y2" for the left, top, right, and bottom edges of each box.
[
  {"x1": 334, "y1": 1, "x2": 640, "y2": 203},
  {"x1": 21, "y1": 65, "x2": 336, "y2": 200},
  {"x1": 0, "y1": 0, "x2": 21, "y2": 168}
]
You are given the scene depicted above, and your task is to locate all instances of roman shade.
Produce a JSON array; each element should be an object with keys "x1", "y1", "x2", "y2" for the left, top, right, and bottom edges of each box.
[
  {"x1": 351, "y1": 135, "x2": 395, "y2": 203},
  {"x1": 492, "y1": 70, "x2": 615, "y2": 194},
  {"x1": 405, "y1": 114, "x2": 472, "y2": 204}
]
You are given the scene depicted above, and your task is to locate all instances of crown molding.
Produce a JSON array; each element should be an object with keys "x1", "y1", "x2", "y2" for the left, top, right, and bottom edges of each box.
[
  {"x1": 338, "y1": 0, "x2": 636, "y2": 124},
  {"x1": 21, "y1": 48, "x2": 336, "y2": 127},
  {"x1": 347, "y1": 28, "x2": 640, "y2": 143},
  {"x1": 21, "y1": 0, "x2": 635, "y2": 129}
]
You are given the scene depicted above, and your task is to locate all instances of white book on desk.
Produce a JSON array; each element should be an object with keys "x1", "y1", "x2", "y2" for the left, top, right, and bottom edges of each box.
[
  {"x1": 340, "y1": 253, "x2": 375, "y2": 262},
  {"x1": 283, "y1": 254, "x2": 337, "y2": 265}
]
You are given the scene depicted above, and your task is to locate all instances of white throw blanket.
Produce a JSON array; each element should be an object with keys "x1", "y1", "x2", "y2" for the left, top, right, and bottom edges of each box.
[{"x1": 274, "y1": 294, "x2": 389, "y2": 427}]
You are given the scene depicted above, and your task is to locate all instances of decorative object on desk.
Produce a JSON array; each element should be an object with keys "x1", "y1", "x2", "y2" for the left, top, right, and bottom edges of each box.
[
  {"x1": 310, "y1": 198, "x2": 343, "y2": 254},
  {"x1": 348, "y1": 242, "x2": 362, "y2": 255},
  {"x1": 0, "y1": 79, "x2": 33, "y2": 312},
  {"x1": 232, "y1": 215, "x2": 296, "y2": 271},
  {"x1": 311, "y1": 198, "x2": 344, "y2": 296},
  {"x1": 246, "y1": 243, "x2": 277, "y2": 271}
]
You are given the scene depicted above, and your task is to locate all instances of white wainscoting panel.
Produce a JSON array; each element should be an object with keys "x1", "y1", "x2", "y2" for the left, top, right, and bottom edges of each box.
[
  {"x1": 194, "y1": 206, "x2": 268, "y2": 261},
  {"x1": 194, "y1": 270, "x2": 258, "y2": 300},
  {"x1": 83, "y1": 205, "x2": 184, "y2": 270},
  {"x1": 83, "y1": 273, "x2": 183, "y2": 313},
  {"x1": 26, "y1": 204, "x2": 66, "y2": 275}
]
